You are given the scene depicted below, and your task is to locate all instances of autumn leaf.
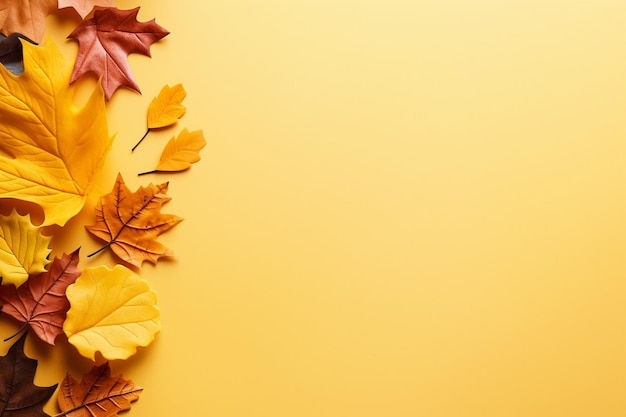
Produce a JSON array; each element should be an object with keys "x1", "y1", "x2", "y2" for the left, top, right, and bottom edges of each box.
[
  {"x1": 139, "y1": 129, "x2": 206, "y2": 176},
  {"x1": 0, "y1": 209, "x2": 51, "y2": 287},
  {"x1": 0, "y1": 333, "x2": 57, "y2": 417},
  {"x1": 58, "y1": 0, "x2": 115, "y2": 19},
  {"x1": 0, "y1": 249, "x2": 80, "y2": 345},
  {"x1": 68, "y1": 7, "x2": 170, "y2": 100},
  {"x1": 0, "y1": 33, "x2": 36, "y2": 75},
  {"x1": 63, "y1": 265, "x2": 161, "y2": 360},
  {"x1": 0, "y1": 0, "x2": 57, "y2": 42},
  {"x1": 132, "y1": 83, "x2": 187, "y2": 151},
  {"x1": 86, "y1": 173, "x2": 182, "y2": 268},
  {"x1": 0, "y1": 40, "x2": 113, "y2": 227},
  {"x1": 55, "y1": 363, "x2": 142, "y2": 417}
]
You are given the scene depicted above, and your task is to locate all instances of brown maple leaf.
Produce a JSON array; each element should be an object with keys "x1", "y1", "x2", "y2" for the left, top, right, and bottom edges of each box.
[
  {"x1": 55, "y1": 363, "x2": 142, "y2": 417},
  {"x1": 0, "y1": 249, "x2": 81, "y2": 345},
  {"x1": 86, "y1": 173, "x2": 182, "y2": 268},
  {"x1": 0, "y1": 0, "x2": 57, "y2": 42},
  {"x1": 68, "y1": 7, "x2": 169, "y2": 100},
  {"x1": 0, "y1": 333, "x2": 57, "y2": 417},
  {"x1": 58, "y1": 0, "x2": 115, "y2": 19}
]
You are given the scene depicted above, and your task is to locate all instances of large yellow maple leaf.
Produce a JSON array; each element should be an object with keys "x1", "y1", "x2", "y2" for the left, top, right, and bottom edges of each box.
[{"x1": 0, "y1": 40, "x2": 112, "y2": 226}]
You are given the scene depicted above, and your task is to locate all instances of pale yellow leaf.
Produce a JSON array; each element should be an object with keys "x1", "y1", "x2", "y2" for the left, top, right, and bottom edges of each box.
[
  {"x1": 147, "y1": 83, "x2": 186, "y2": 129},
  {"x1": 0, "y1": 209, "x2": 51, "y2": 286},
  {"x1": 154, "y1": 129, "x2": 206, "y2": 172},
  {"x1": 0, "y1": 40, "x2": 113, "y2": 226},
  {"x1": 63, "y1": 265, "x2": 161, "y2": 360}
]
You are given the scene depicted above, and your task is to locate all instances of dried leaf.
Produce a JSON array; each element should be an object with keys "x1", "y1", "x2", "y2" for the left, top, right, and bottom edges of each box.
[
  {"x1": 56, "y1": 363, "x2": 142, "y2": 417},
  {"x1": 0, "y1": 40, "x2": 113, "y2": 227},
  {"x1": 0, "y1": 333, "x2": 57, "y2": 417},
  {"x1": 86, "y1": 173, "x2": 182, "y2": 268},
  {"x1": 139, "y1": 129, "x2": 206, "y2": 175},
  {"x1": 58, "y1": 0, "x2": 115, "y2": 19},
  {"x1": 68, "y1": 7, "x2": 169, "y2": 100},
  {"x1": 0, "y1": 0, "x2": 57, "y2": 42},
  {"x1": 0, "y1": 209, "x2": 51, "y2": 287},
  {"x1": 0, "y1": 33, "x2": 36, "y2": 75},
  {"x1": 0, "y1": 249, "x2": 80, "y2": 345},
  {"x1": 148, "y1": 83, "x2": 187, "y2": 129},
  {"x1": 132, "y1": 83, "x2": 187, "y2": 151},
  {"x1": 63, "y1": 265, "x2": 161, "y2": 360}
]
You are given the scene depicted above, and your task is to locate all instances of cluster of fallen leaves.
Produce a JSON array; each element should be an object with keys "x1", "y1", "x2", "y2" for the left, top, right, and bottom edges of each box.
[{"x1": 0, "y1": 1, "x2": 205, "y2": 416}]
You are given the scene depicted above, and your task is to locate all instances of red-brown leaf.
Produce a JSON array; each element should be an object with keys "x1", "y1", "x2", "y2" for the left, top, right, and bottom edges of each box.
[
  {"x1": 56, "y1": 363, "x2": 142, "y2": 417},
  {"x1": 67, "y1": 7, "x2": 169, "y2": 100},
  {"x1": 0, "y1": 249, "x2": 81, "y2": 345}
]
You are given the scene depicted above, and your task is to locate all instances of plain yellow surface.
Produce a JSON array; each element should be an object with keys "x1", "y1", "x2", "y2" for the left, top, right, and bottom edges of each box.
[{"x1": 0, "y1": 1, "x2": 625, "y2": 416}]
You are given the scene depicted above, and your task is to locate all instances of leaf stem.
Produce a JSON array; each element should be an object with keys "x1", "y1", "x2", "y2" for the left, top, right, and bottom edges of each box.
[
  {"x1": 4, "y1": 322, "x2": 28, "y2": 342},
  {"x1": 137, "y1": 170, "x2": 157, "y2": 176},
  {"x1": 132, "y1": 128, "x2": 151, "y2": 151},
  {"x1": 87, "y1": 243, "x2": 111, "y2": 258}
]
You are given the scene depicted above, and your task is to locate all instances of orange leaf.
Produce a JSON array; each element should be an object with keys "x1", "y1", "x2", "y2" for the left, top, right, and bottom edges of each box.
[
  {"x1": 0, "y1": 0, "x2": 57, "y2": 42},
  {"x1": 85, "y1": 173, "x2": 182, "y2": 268},
  {"x1": 56, "y1": 363, "x2": 142, "y2": 417},
  {"x1": 58, "y1": 0, "x2": 115, "y2": 19}
]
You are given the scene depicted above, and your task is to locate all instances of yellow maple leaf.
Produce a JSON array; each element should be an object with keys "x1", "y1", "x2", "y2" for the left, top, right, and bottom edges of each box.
[
  {"x1": 139, "y1": 129, "x2": 206, "y2": 175},
  {"x1": 0, "y1": 209, "x2": 51, "y2": 286},
  {"x1": 0, "y1": 40, "x2": 113, "y2": 227},
  {"x1": 132, "y1": 83, "x2": 186, "y2": 151},
  {"x1": 63, "y1": 265, "x2": 161, "y2": 361}
]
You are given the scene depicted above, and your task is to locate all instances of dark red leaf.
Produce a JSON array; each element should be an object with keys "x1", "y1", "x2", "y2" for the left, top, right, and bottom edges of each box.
[{"x1": 0, "y1": 333, "x2": 57, "y2": 417}]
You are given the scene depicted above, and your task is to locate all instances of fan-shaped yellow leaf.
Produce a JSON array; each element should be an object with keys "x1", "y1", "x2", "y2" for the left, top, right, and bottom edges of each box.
[
  {"x1": 0, "y1": 40, "x2": 113, "y2": 226},
  {"x1": 147, "y1": 83, "x2": 186, "y2": 129},
  {"x1": 63, "y1": 265, "x2": 161, "y2": 361},
  {"x1": 0, "y1": 209, "x2": 51, "y2": 287}
]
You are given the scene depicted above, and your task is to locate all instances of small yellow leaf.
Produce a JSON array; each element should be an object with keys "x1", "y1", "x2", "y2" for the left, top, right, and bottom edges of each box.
[
  {"x1": 147, "y1": 83, "x2": 186, "y2": 129},
  {"x1": 0, "y1": 209, "x2": 51, "y2": 287},
  {"x1": 139, "y1": 129, "x2": 206, "y2": 175},
  {"x1": 63, "y1": 265, "x2": 161, "y2": 361}
]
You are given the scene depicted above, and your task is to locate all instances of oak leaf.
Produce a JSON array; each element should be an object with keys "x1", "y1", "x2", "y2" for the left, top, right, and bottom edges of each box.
[
  {"x1": 0, "y1": 40, "x2": 113, "y2": 227},
  {"x1": 0, "y1": 333, "x2": 57, "y2": 417},
  {"x1": 68, "y1": 7, "x2": 170, "y2": 100},
  {"x1": 139, "y1": 129, "x2": 206, "y2": 175},
  {"x1": 0, "y1": 209, "x2": 51, "y2": 287},
  {"x1": 63, "y1": 265, "x2": 161, "y2": 360},
  {"x1": 0, "y1": 33, "x2": 35, "y2": 75},
  {"x1": 132, "y1": 83, "x2": 186, "y2": 151},
  {"x1": 0, "y1": 0, "x2": 57, "y2": 42},
  {"x1": 148, "y1": 84, "x2": 187, "y2": 129},
  {"x1": 86, "y1": 173, "x2": 182, "y2": 268},
  {"x1": 56, "y1": 363, "x2": 142, "y2": 417},
  {"x1": 0, "y1": 249, "x2": 80, "y2": 345},
  {"x1": 58, "y1": 0, "x2": 115, "y2": 19}
]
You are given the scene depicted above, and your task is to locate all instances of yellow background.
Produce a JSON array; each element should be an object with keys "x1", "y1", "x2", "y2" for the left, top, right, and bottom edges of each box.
[{"x1": 0, "y1": 1, "x2": 624, "y2": 416}]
